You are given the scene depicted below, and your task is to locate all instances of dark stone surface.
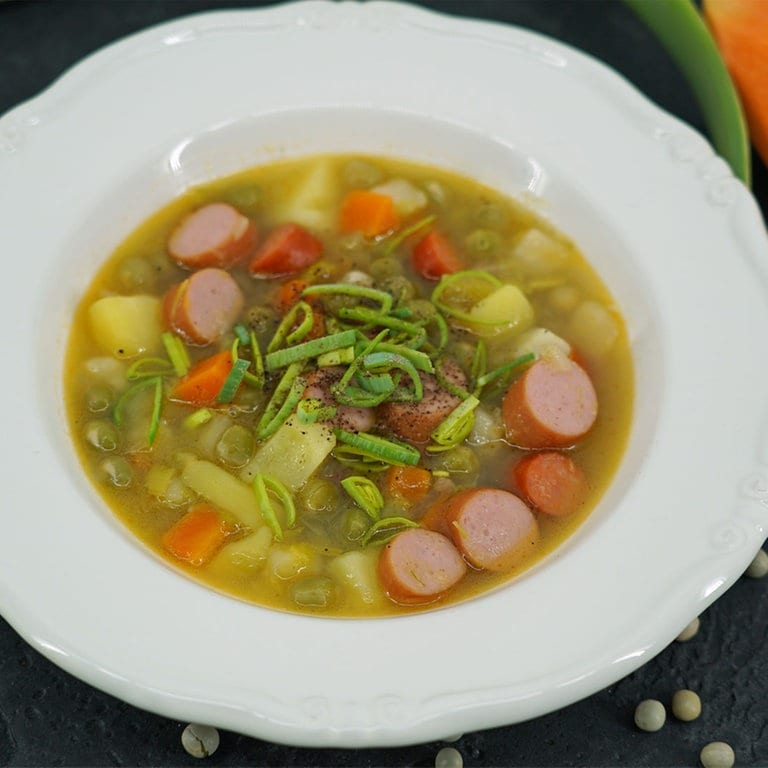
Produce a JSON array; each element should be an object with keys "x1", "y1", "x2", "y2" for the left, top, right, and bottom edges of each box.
[{"x1": 1, "y1": 1, "x2": 767, "y2": 766}]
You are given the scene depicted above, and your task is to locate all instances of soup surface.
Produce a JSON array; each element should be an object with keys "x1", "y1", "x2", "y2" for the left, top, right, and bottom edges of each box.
[{"x1": 65, "y1": 154, "x2": 633, "y2": 617}]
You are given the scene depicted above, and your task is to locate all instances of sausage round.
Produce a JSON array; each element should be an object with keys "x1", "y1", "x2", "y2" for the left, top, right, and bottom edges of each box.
[
  {"x1": 378, "y1": 528, "x2": 467, "y2": 604},
  {"x1": 164, "y1": 268, "x2": 244, "y2": 345},
  {"x1": 502, "y1": 357, "x2": 598, "y2": 449},
  {"x1": 303, "y1": 367, "x2": 375, "y2": 433},
  {"x1": 168, "y1": 203, "x2": 257, "y2": 269},
  {"x1": 377, "y1": 358, "x2": 466, "y2": 444},
  {"x1": 443, "y1": 488, "x2": 539, "y2": 571}
]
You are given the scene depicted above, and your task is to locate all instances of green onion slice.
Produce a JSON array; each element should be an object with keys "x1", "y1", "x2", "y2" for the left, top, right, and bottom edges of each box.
[
  {"x1": 265, "y1": 330, "x2": 356, "y2": 371},
  {"x1": 297, "y1": 397, "x2": 337, "y2": 425},
  {"x1": 341, "y1": 475, "x2": 384, "y2": 521},
  {"x1": 382, "y1": 214, "x2": 436, "y2": 257},
  {"x1": 428, "y1": 395, "x2": 480, "y2": 452},
  {"x1": 361, "y1": 516, "x2": 419, "y2": 547},
  {"x1": 216, "y1": 357, "x2": 250, "y2": 403},
  {"x1": 301, "y1": 283, "x2": 393, "y2": 314},
  {"x1": 475, "y1": 352, "x2": 536, "y2": 393},
  {"x1": 431, "y1": 270, "x2": 503, "y2": 325},
  {"x1": 161, "y1": 332, "x2": 190, "y2": 377},
  {"x1": 256, "y1": 363, "x2": 306, "y2": 439},
  {"x1": 333, "y1": 429, "x2": 420, "y2": 466},
  {"x1": 183, "y1": 408, "x2": 213, "y2": 429},
  {"x1": 126, "y1": 357, "x2": 173, "y2": 381},
  {"x1": 253, "y1": 473, "x2": 296, "y2": 542}
]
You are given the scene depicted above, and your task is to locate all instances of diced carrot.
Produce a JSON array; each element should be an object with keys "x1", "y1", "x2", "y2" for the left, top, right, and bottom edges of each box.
[
  {"x1": 275, "y1": 279, "x2": 309, "y2": 313},
  {"x1": 339, "y1": 190, "x2": 400, "y2": 238},
  {"x1": 411, "y1": 230, "x2": 462, "y2": 280},
  {"x1": 383, "y1": 465, "x2": 432, "y2": 504},
  {"x1": 249, "y1": 223, "x2": 323, "y2": 277},
  {"x1": 511, "y1": 451, "x2": 588, "y2": 517},
  {"x1": 162, "y1": 504, "x2": 232, "y2": 566},
  {"x1": 170, "y1": 350, "x2": 233, "y2": 405}
]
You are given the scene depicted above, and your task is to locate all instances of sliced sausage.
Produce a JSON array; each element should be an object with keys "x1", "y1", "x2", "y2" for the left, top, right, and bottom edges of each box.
[
  {"x1": 511, "y1": 451, "x2": 589, "y2": 517},
  {"x1": 378, "y1": 528, "x2": 467, "y2": 605},
  {"x1": 168, "y1": 203, "x2": 257, "y2": 269},
  {"x1": 164, "y1": 268, "x2": 244, "y2": 345},
  {"x1": 249, "y1": 223, "x2": 323, "y2": 278},
  {"x1": 377, "y1": 358, "x2": 466, "y2": 444},
  {"x1": 303, "y1": 367, "x2": 375, "y2": 433},
  {"x1": 443, "y1": 488, "x2": 539, "y2": 571},
  {"x1": 502, "y1": 357, "x2": 598, "y2": 449}
]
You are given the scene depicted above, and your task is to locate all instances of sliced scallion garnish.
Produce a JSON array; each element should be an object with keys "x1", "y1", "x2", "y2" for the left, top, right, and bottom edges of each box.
[
  {"x1": 341, "y1": 476, "x2": 384, "y2": 521},
  {"x1": 216, "y1": 357, "x2": 251, "y2": 403},
  {"x1": 264, "y1": 330, "x2": 356, "y2": 371},
  {"x1": 427, "y1": 395, "x2": 480, "y2": 452},
  {"x1": 333, "y1": 429, "x2": 420, "y2": 466},
  {"x1": 361, "y1": 516, "x2": 419, "y2": 547},
  {"x1": 161, "y1": 332, "x2": 190, "y2": 377}
]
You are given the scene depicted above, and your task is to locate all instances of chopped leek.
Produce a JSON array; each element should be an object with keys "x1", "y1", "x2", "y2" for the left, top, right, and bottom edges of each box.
[
  {"x1": 333, "y1": 429, "x2": 420, "y2": 466},
  {"x1": 256, "y1": 363, "x2": 306, "y2": 439},
  {"x1": 317, "y1": 346, "x2": 355, "y2": 367},
  {"x1": 250, "y1": 331, "x2": 264, "y2": 389},
  {"x1": 267, "y1": 300, "x2": 314, "y2": 353},
  {"x1": 113, "y1": 375, "x2": 163, "y2": 446},
  {"x1": 301, "y1": 283, "x2": 393, "y2": 314},
  {"x1": 428, "y1": 395, "x2": 480, "y2": 452},
  {"x1": 216, "y1": 357, "x2": 251, "y2": 403},
  {"x1": 361, "y1": 516, "x2": 419, "y2": 547},
  {"x1": 126, "y1": 357, "x2": 173, "y2": 381},
  {"x1": 297, "y1": 397, "x2": 337, "y2": 425},
  {"x1": 475, "y1": 352, "x2": 535, "y2": 392},
  {"x1": 183, "y1": 408, "x2": 213, "y2": 429},
  {"x1": 341, "y1": 476, "x2": 384, "y2": 521},
  {"x1": 253, "y1": 472, "x2": 296, "y2": 541},
  {"x1": 431, "y1": 270, "x2": 503, "y2": 325},
  {"x1": 382, "y1": 214, "x2": 436, "y2": 256},
  {"x1": 233, "y1": 323, "x2": 251, "y2": 346},
  {"x1": 161, "y1": 332, "x2": 190, "y2": 377},
  {"x1": 264, "y1": 330, "x2": 356, "y2": 371}
]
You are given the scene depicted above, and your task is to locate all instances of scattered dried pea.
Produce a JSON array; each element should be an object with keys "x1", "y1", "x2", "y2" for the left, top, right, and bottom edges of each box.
[
  {"x1": 676, "y1": 616, "x2": 700, "y2": 642},
  {"x1": 672, "y1": 689, "x2": 702, "y2": 722},
  {"x1": 634, "y1": 699, "x2": 666, "y2": 732},
  {"x1": 181, "y1": 724, "x2": 220, "y2": 759},
  {"x1": 700, "y1": 741, "x2": 735, "y2": 768},
  {"x1": 435, "y1": 746, "x2": 463, "y2": 768},
  {"x1": 746, "y1": 548, "x2": 768, "y2": 578}
]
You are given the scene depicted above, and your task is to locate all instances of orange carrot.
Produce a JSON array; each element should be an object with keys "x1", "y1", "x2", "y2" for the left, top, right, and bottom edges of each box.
[
  {"x1": 339, "y1": 190, "x2": 399, "y2": 238},
  {"x1": 383, "y1": 465, "x2": 432, "y2": 503},
  {"x1": 162, "y1": 504, "x2": 232, "y2": 566},
  {"x1": 275, "y1": 278, "x2": 309, "y2": 313},
  {"x1": 411, "y1": 230, "x2": 462, "y2": 280},
  {"x1": 511, "y1": 451, "x2": 588, "y2": 517},
  {"x1": 170, "y1": 350, "x2": 233, "y2": 405}
]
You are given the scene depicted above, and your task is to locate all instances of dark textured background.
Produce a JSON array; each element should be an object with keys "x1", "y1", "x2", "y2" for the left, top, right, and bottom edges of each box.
[{"x1": 1, "y1": 1, "x2": 767, "y2": 766}]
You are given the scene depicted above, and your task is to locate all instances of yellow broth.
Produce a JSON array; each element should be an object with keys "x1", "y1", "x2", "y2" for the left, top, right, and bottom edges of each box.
[{"x1": 64, "y1": 154, "x2": 633, "y2": 616}]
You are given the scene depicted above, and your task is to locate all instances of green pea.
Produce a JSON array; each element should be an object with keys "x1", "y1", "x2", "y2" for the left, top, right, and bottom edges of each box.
[
  {"x1": 85, "y1": 419, "x2": 120, "y2": 452},
  {"x1": 378, "y1": 275, "x2": 416, "y2": 303},
  {"x1": 99, "y1": 457, "x2": 133, "y2": 488},
  {"x1": 404, "y1": 299, "x2": 437, "y2": 322},
  {"x1": 144, "y1": 250, "x2": 176, "y2": 281},
  {"x1": 116, "y1": 256, "x2": 154, "y2": 292},
  {"x1": 343, "y1": 159, "x2": 384, "y2": 188},
  {"x1": 634, "y1": 699, "x2": 666, "y2": 732},
  {"x1": 700, "y1": 742, "x2": 735, "y2": 768},
  {"x1": 465, "y1": 228, "x2": 501, "y2": 256},
  {"x1": 246, "y1": 305, "x2": 277, "y2": 335},
  {"x1": 369, "y1": 256, "x2": 403, "y2": 281},
  {"x1": 671, "y1": 689, "x2": 701, "y2": 722},
  {"x1": 342, "y1": 507, "x2": 370, "y2": 542},
  {"x1": 429, "y1": 446, "x2": 479, "y2": 478},
  {"x1": 322, "y1": 293, "x2": 357, "y2": 315},
  {"x1": 216, "y1": 425, "x2": 255, "y2": 468},
  {"x1": 300, "y1": 478, "x2": 339, "y2": 515},
  {"x1": 85, "y1": 385, "x2": 113, "y2": 413},
  {"x1": 224, "y1": 184, "x2": 261, "y2": 212},
  {"x1": 290, "y1": 575, "x2": 334, "y2": 608},
  {"x1": 435, "y1": 747, "x2": 463, "y2": 768},
  {"x1": 475, "y1": 201, "x2": 508, "y2": 229}
]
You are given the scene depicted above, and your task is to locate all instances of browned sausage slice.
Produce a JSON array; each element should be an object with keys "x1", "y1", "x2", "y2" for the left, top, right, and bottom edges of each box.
[
  {"x1": 444, "y1": 488, "x2": 539, "y2": 571},
  {"x1": 168, "y1": 203, "x2": 257, "y2": 269},
  {"x1": 377, "y1": 358, "x2": 466, "y2": 444},
  {"x1": 164, "y1": 268, "x2": 244, "y2": 345},
  {"x1": 502, "y1": 357, "x2": 598, "y2": 449},
  {"x1": 303, "y1": 367, "x2": 374, "y2": 433},
  {"x1": 378, "y1": 528, "x2": 467, "y2": 605}
]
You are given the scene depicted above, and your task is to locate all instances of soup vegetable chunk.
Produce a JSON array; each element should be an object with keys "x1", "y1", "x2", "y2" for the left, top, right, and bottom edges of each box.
[{"x1": 66, "y1": 154, "x2": 633, "y2": 616}]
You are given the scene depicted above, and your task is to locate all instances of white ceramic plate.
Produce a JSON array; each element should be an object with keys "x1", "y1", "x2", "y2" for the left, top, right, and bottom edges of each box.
[{"x1": 1, "y1": 0, "x2": 768, "y2": 749}]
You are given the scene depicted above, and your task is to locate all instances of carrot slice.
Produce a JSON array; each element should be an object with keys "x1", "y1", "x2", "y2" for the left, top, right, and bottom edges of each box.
[
  {"x1": 249, "y1": 223, "x2": 323, "y2": 277},
  {"x1": 411, "y1": 230, "x2": 462, "y2": 280},
  {"x1": 511, "y1": 451, "x2": 588, "y2": 517},
  {"x1": 339, "y1": 190, "x2": 400, "y2": 238},
  {"x1": 275, "y1": 279, "x2": 309, "y2": 313},
  {"x1": 162, "y1": 504, "x2": 232, "y2": 566},
  {"x1": 170, "y1": 350, "x2": 233, "y2": 405},
  {"x1": 383, "y1": 465, "x2": 433, "y2": 504}
]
